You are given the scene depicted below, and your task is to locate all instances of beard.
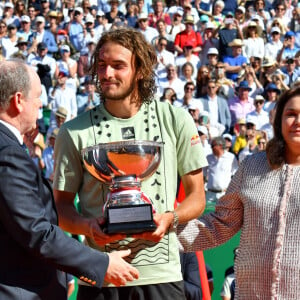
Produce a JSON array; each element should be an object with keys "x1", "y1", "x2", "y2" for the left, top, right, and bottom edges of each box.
[{"x1": 99, "y1": 79, "x2": 137, "y2": 101}]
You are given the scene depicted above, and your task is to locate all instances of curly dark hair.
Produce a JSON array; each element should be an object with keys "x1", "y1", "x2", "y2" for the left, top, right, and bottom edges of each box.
[
  {"x1": 90, "y1": 27, "x2": 157, "y2": 105},
  {"x1": 266, "y1": 86, "x2": 300, "y2": 169}
]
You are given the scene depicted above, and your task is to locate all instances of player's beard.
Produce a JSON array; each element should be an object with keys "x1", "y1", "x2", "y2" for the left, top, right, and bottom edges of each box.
[{"x1": 99, "y1": 79, "x2": 137, "y2": 102}]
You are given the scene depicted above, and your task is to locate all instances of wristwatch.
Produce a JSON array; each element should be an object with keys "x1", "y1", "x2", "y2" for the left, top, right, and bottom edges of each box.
[{"x1": 165, "y1": 210, "x2": 179, "y2": 229}]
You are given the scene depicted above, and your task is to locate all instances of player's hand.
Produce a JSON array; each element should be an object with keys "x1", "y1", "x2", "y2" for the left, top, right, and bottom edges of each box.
[
  {"x1": 89, "y1": 218, "x2": 127, "y2": 246},
  {"x1": 131, "y1": 212, "x2": 173, "y2": 242},
  {"x1": 105, "y1": 250, "x2": 139, "y2": 286}
]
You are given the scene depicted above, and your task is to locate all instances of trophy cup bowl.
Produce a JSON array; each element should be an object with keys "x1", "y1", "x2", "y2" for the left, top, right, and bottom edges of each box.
[{"x1": 82, "y1": 140, "x2": 163, "y2": 234}]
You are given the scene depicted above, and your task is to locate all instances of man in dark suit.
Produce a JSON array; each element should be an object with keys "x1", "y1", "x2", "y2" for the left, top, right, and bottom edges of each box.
[{"x1": 0, "y1": 60, "x2": 139, "y2": 299}]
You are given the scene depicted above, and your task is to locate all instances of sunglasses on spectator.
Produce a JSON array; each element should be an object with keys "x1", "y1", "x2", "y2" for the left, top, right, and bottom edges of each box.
[
  {"x1": 159, "y1": 43, "x2": 167, "y2": 47},
  {"x1": 286, "y1": 59, "x2": 295, "y2": 64},
  {"x1": 185, "y1": 87, "x2": 194, "y2": 91},
  {"x1": 255, "y1": 100, "x2": 264, "y2": 105}
]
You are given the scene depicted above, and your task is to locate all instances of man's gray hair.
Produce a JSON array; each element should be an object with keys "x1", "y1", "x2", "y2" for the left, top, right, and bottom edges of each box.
[{"x1": 0, "y1": 60, "x2": 31, "y2": 110}]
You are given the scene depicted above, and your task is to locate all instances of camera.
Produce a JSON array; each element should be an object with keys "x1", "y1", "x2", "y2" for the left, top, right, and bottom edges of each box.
[{"x1": 57, "y1": 35, "x2": 66, "y2": 42}]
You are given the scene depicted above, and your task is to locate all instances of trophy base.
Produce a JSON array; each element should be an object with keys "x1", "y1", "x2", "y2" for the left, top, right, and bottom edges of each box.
[
  {"x1": 104, "y1": 221, "x2": 157, "y2": 234},
  {"x1": 103, "y1": 204, "x2": 157, "y2": 234}
]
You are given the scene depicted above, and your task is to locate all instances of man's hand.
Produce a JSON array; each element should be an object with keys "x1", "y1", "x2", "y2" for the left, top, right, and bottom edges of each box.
[
  {"x1": 131, "y1": 212, "x2": 173, "y2": 242},
  {"x1": 105, "y1": 250, "x2": 139, "y2": 286},
  {"x1": 89, "y1": 218, "x2": 127, "y2": 246}
]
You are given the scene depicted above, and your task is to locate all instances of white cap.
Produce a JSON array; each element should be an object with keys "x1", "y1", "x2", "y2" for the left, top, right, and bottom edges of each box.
[
  {"x1": 222, "y1": 133, "x2": 233, "y2": 141},
  {"x1": 4, "y1": 2, "x2": 14, "y2": 8},
  {"x1": 205, "y1": 21, "x2": 215, "y2": 29},
  {"x1": 85, "y1": 14, "x2": 94, "y2": 23},
  {"x1": 60, "y1": 44, "x2": 70, "y2": 52},
  {"x1": 251, "y1": 14, "x2": 260, "y2": 21},
  {"x1": 200, "y1": 110, "x2": 209, "y2": 117},
  {"x1": 138, "y1": 12, "x2": 148, "y2": 20},
  {"x1": 175, "y1": 7, "x2": 183, "y2": 16},
  {"x1": 237, "y1": 6, "x2": 245, "y2": 14},
  {"x1": 74, "y1": 7, "x2": 83, "y2": 14},
  {"x1": 246, "y1": 115, "x2": 257, "y2": 126},
  {"x1": 197, "y1": 125, "x2": 208, "y2": 136},
  {"x1": 96, "y1": 10, "x2": 104, "y2": 16},
  {"x1": 21, "y1": 15, "x2": 30, "y2": 23},
  {"x1": 271, "y1": 26, "x2": 281, "y2": 34},
  {"x1": 36, "y1": 16, "x2": 45, "y2": 23},
  {"x1": 188, "y1": 99, "x2": 202, "y2": 112},
  {"x1": 254, "y1": 95, "x2": 265, "y2": 102},
  {"x1": 207, "y1": 47, "x2": 219, "y2": 55}
]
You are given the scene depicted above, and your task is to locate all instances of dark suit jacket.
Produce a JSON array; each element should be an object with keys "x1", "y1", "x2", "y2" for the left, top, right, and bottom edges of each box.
[
  {"x1": 200, "y1": 95, "x2": 232, "y2": 133},
  {"x1": 0, "y1": 123, "x2": 108, "y2": 299}
]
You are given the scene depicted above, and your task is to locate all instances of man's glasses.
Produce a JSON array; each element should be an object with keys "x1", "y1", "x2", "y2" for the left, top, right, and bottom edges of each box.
[
  {"x1": 185, "y1": 87, "x2": 194, "y2": 91},
  {"x1": 139, "y1": 19, "x2": 147, "y2": 23},
  {"x1": 159, "y1": 43, "x2": 167, "y2": 47},
  {"x1": 276, "y1": 7, "x2": 285, "y2": 11}
]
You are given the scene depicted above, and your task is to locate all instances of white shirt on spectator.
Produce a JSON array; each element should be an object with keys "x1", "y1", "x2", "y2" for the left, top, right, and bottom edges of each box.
[{"x1": 206, "y1": 151, "x2": 239, "y2": 192}]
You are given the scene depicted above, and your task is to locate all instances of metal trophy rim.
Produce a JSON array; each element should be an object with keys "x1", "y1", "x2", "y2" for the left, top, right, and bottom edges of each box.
[
  {"x1": 81, "y1": 140, "x2": 164, "y2": 184},
  {"x1": 81, "y1": 140, "x2": 164, "y2": 154}
]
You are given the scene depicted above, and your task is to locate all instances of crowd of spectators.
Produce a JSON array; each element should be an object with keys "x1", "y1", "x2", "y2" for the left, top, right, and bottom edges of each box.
[{"x1": 0, "y1": 0, "x2": 298, "y2": 149}]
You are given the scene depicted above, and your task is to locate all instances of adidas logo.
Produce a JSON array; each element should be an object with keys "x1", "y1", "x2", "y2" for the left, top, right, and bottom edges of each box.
[{"x1": 121, "y1": 127, "x2": 135, "y2": 139}]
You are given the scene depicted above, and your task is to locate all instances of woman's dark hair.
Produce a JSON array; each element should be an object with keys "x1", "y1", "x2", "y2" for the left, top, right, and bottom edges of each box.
[
  {"x1": 90, "y1": 27, "x2": 157, "y2": 105},
  {"x1": 195, "y1": 65, "x2": 210, "y2": 98},
  {"x1": 266, "y1": 87, "x2": 300, "y2": 169}
]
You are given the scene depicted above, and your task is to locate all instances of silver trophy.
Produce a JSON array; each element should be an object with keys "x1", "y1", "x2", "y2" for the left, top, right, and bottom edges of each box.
[{"x1": 82, "y1": 140, "x2": 163, "y2": 234}]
